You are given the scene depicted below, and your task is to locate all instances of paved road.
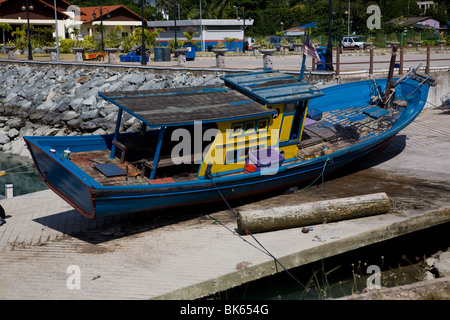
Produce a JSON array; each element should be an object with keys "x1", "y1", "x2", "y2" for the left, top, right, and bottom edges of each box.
[
  {"x1": 115, "y1": 50, "x2": 450, "y2": 73},
  {"x1": 202, "y1": 51, "x2": 450, "y2": 72},
  {"x1": 4, "y1": 49, "x2": 449, "y2": 74}
]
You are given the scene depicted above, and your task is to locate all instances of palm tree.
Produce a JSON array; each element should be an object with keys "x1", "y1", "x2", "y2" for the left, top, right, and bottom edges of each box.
[
  {"x1": 11, "y1": 26, "x2": 26, "y2": 41},
  {"x1": 185, "y1": 0, "x2": 214, "y2": 19},
  {"x1": 154, "y1": 0, "x2": 175, "y2": 19},
  {"x1": 0, "y1": 22, "x2": 12, "y2": 52},
  {"x1": 211, "y1": 0, "x2": 233, "y2": 19}
]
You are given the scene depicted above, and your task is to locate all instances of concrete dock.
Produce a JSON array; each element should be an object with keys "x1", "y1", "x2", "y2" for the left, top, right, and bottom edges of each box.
[{"x1": 0, "y1": 107, "x2": 449, "y2": 300}]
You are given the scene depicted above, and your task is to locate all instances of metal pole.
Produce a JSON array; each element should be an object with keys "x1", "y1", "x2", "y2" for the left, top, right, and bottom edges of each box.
[
  {"x1": 174, "y1": 1, "x2": 178, "y2": 50},
  {"x1": 336, "y1": 45, "x2": 340, "y2": 75},
  {"x1": 326, "y1": 0, "x2": 333, "y2": 71},
  {"x1": 299, "y1": 50, "x2": 306, "y2": 81},
  {"x1": 242, "y1": 8, "x2": 245, "y2": 53},
  {"x1": 54, "y1": 0, "x2": 60, "y2": 61},
  {"x1": 347, "y1": 0, "x2": 350, "y2": 36},
  {"x1": 200, "y1": 0, "x2": 204, "y2": 52},
  {"x1": 338, "y1": 3, "x2": 342, "y2": 54},
  {"x1": 100, "y1": 7, "x2": 104, "y2": 52},
  {"x1": 26, "y1": 0, "x2": 33, "y2": 60},
  {"x1": 141, "y1": 0, "x2": 147, "y2": 65}
]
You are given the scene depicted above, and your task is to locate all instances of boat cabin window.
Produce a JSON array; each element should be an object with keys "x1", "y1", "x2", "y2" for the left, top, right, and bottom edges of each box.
[
  {"x1": 244, "y1": 122, "x2": 256, "y2": 134},
  {"x1": 258, "y1": 120, "x2": 268, "y2": 132},
  {"x1": 232, "y1": 124, "x2": 243, "y2": 136},
  {"x1": 230, "y1": 118, "x2": 270, "y2": 137}
]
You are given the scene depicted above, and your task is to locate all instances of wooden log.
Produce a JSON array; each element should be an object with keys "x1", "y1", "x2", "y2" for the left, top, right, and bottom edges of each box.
[{"x1": 236, "y1": 192, "x2": 391, "y2": 234}]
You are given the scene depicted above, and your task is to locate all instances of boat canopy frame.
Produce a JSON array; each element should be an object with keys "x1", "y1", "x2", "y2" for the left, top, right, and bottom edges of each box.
[{"x1": 98, "y1": 70, "x2": 325, "y2": 179}]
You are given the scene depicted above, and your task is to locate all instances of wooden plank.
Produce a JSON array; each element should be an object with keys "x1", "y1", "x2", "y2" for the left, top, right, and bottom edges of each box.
[{"x1": 236, "y1": 193, "x2": 391, "y2": 234}]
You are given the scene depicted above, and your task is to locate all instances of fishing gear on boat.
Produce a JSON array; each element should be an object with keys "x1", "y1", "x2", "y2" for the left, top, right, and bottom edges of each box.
[
  {"x1": 333, "y1": 123, "x2": 360, "y2": 142},
  {"x1": 378, "y1": 62, "x2": 435, "y2": 112},
  {"x1": 369, "y1": 75, "x2": 383, "y2": 105}
]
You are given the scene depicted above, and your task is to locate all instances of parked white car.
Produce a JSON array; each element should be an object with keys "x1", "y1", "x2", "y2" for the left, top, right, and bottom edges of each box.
[{"x1": 342, "y1": 36, "x2": 365, "y2": 48}]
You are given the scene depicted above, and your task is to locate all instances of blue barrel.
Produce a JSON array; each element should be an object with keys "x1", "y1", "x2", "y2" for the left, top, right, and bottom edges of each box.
[
  {"x1": 162, "y1": 47, "x2": 171, "y2": 61},
  {"x1": 316, "y1": 47, "x2": 327, "y2": 71},
  {"x1": 185, "y1": 44, "x2": 196, "y2": 60},
  {"x1": 154, "y1": 47, "x2": 163, "y2": 61}
]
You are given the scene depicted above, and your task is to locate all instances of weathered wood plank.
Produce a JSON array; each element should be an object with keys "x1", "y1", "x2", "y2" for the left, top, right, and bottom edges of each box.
[{"x1": 236, "y1": 192, "x2": 391, "y2": 234}]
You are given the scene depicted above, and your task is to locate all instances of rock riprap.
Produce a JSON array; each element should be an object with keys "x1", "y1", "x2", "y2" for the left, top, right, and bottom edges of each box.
[{"x1": 0, "y1": 64, "x2": 221, "y2": 157}]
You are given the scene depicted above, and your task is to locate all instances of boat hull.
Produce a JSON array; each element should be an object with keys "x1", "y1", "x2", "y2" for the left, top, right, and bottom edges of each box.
[{"x1": 24, "y1": 77, "x2": 429, "y2": 218}]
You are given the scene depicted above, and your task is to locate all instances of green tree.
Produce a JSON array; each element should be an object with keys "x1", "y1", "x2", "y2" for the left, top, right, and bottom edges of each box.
[
  {"x1": 0, "y1": 23, "x2": 12, "y2": 49},
  {"x1": 105, "y1": 25, "x2": 124, "y2": 48}
]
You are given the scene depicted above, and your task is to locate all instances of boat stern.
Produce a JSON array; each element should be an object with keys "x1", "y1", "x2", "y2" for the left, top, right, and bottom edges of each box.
[{"x1": 24, "y1": 136, "x2": 97, "y2": 218}]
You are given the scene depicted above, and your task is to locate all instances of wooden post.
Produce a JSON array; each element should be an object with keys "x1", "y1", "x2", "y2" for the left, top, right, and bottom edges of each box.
[
  {"x1": 236, "y1": 193, "x2": 391, "y2": 234},
  {"x1": 369, "y1": 47, "x2": 374, "y2": 75},
  {"x1": 399, "y1": 46, "x2": 404, "y2": 75},
  {"x1": 336, "y1": 47, "x2": 340, "y2": 76},
  {"x1": 382, "y1": 45, "x2": 398, "y2": 107},
  {"x1": 426, "y1": 45, "x2": 431, "y2": 74},
  {"x1": 312, "y1": 56, "x2": 316, "y2": 71}
]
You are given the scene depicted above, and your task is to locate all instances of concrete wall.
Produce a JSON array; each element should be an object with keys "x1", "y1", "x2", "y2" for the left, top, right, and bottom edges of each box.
[
  {"x1": 148, "y1": 19, "x2": 253, "y2": 52},
  {"x1": 427, "y1": 71, "x2": 450, "y2": 109}
]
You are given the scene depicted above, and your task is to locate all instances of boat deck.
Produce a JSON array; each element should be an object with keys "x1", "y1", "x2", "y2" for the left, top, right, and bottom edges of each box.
[
  {"x1": 69, "y1": 103, "x2": 407, "y2": 187},
  {"x1": 70, "y1": 150, "x2": 151, "y2": 186}
]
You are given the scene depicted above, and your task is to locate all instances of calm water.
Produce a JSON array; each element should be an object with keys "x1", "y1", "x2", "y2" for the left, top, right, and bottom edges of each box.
[{"x1": 0, "y1": 151, "x2": 48, "y2": 198}]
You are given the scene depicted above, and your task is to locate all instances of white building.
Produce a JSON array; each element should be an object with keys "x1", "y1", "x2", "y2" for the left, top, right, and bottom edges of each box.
[
  {"x1": 0, "y1": 0, "x2": 144, "y2": 44},
  {"x1": 416, "y1": 1, "x2": 435, "y2": 13},
  {"x1": 148, "y1": 19, "x2": 254, "y2": 52}
]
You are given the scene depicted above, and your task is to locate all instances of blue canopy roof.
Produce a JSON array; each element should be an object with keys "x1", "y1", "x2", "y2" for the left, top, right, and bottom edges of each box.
[
  {"x1": 221, "y1": 70, "x2": 323, "y2": 105},
  {"x1": 99, "y1": 85, "x2": 276, "y2": 128}
]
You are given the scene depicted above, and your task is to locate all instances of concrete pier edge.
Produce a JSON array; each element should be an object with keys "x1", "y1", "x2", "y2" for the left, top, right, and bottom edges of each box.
[{"x1": 154, "y1": 208, "x2": 450, "y2": 300}]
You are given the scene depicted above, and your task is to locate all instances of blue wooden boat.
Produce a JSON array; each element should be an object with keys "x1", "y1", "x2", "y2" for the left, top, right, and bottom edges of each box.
[{"x1": 24, "y1": 67, "x2": 434, "y2": 219}]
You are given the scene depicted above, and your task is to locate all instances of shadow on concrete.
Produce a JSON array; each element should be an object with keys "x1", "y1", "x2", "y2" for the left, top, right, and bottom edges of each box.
[
  {"x1": 32, "y1": 134, "x2": 408, "y2": 244},
  {"x1": 349, "y1": 134, "x2": 406, "y2": 170}
]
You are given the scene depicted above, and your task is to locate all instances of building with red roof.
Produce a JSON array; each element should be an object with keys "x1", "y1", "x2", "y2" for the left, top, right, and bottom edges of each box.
[{"x1": 0, "y1": 0, "x2": 144, "y2": 44}]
